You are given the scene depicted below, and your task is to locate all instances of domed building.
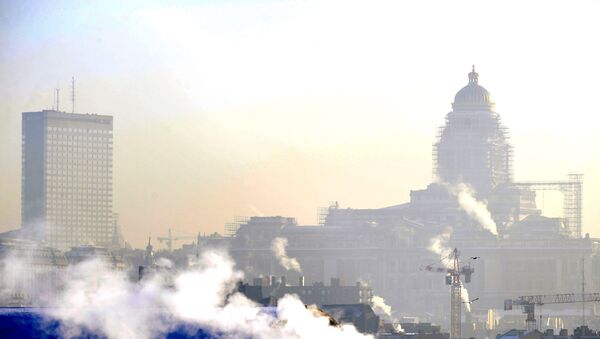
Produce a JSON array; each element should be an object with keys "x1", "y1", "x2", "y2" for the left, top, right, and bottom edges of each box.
[
  {"x1": 226, "y1": 66, "x2": 594, "y2": 336},
  {"x1": 408, "y1": 66, "x2": 529, "y2": 234},
  {"x1": 452, "y1": 66, "x2": 495, "y2": 110},
  {"x1": 434, "y1": 66, "x2": 512, "y2": 196}
]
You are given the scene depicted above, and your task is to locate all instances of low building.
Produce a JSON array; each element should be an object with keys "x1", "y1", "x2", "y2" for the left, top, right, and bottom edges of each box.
[
  {"x1": 238, "y1": 276, "x2": 373, "y2": 307},
  {"x1": 0, "y1": 238, "x2": 67, "y2": 306},
  {"x1": 321, "y1": 304, "x2": 380, "y2": 334},
  {"x1": 65, "y1": 245, "x2": 125, "y2": 270}
]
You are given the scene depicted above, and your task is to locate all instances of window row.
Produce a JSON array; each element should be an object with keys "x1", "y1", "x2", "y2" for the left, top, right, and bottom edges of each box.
[{"x1": 48, "y1": 127, "x2": 112, "y2": 134}]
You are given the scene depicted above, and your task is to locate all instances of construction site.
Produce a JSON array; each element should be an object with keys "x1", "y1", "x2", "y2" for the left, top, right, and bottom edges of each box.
[{"x1": 217, "y1": 67, "x2": 599, "y2": 338}]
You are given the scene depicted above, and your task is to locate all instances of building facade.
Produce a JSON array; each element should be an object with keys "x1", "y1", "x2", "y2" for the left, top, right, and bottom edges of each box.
[
  {"x1": 0, "y1": 238, "x2": 68, "y2": 306},
  {"x1": 434, "y1": 66, "x2": 513, "y2": 196},
  {"x1": 226, "y1": 68, "x2": 600, "y2": 334},
  {"x1": 21, "y1": 110, "x2": 114, "y2": 250}
]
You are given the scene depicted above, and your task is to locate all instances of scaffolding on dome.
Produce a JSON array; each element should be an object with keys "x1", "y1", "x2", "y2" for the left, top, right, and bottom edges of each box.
[{"x1": 432, "y1": 110, "x2": 513, "y2": 190}]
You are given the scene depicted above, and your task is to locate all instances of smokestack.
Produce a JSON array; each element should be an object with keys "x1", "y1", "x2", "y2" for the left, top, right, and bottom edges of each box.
[
  {"x1": 299, "y1": 276, "x2": 305, "y2": 286},
  {"x1": 270, "y1": 275, "x2": 276, "y2": 286},
  {"x1": 138, "y1": 266, "x2": 145, "y2": 281}
]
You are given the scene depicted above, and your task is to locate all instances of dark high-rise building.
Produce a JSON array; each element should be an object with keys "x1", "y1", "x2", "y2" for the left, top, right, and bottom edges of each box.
[{"x1": 21, "y1": 110, "x2": 113, "y2": 250}]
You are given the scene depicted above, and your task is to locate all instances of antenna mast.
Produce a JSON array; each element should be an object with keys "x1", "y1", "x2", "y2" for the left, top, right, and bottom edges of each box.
[
  {"x1": 55, "y1": 88, "x2": 60, "y2": 112},
  {"x1": 582, "y1": 257, "x2": 586, "y2": 326},
  {"x1": 71, "y1": 76, "x2": 75, "y2": 113}
]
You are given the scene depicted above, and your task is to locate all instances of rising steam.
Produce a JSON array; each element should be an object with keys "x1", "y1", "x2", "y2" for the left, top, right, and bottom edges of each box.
[
  {"x1": 427, "y1": 228, "x2": 472, "y2": 313},
  {"x1": 428, "y1": 228, "x2": 453, "y2": 268},
  {"x1": 5, "y1": 250, "x2": 369, "y2": 339},
  {"x1": 445, "y1": 182, "x2": 498, "y2": 236},
  {"x1": 370, "y1": 295, "x2": 391, "y2": 318},
  {"x1": 370, "y1": 295, "x2": 403, "y2": 333},
  {"x1": 271, "y1": 237, "x2": 302, "y2": 273}
]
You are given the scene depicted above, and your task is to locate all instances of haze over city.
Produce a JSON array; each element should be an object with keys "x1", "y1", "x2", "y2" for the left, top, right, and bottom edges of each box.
[
  {"x1": 3, "y1": 2, "x2": 600, "y2": 339},
  {"x1": 2, "y1": 1, "x2": 599, "y2": 248}
]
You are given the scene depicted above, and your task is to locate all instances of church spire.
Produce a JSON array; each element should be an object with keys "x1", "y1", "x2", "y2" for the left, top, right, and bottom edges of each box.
[
  {"x1": 145, "y1": 236, "x2": 154, "y2": 266},
  {"x1": 468, "y1": 65, "x2": 479, "y2": 84}
]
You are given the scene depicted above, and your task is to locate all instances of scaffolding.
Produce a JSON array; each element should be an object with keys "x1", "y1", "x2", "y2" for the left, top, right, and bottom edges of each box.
[
  {"x1": 224, "y1": 216, "x2": 250, "y2": 237},
  {"x1": 512, "y1": 173, "x2": 583, "y2": 238},
  {"x1": 317, "y1": 201, "x2": 339, "y2": 226},
  {"x1": 432, "y1": 111, "x2": 513, "y2": 193}
]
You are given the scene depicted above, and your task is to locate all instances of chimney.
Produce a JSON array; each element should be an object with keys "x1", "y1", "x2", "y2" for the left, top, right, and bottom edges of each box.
[
  {"x1": 138, "y1": 266, "x2": 145, "y2": 281},
  {"x1": 270, "y1": 275, "x2": 277, "y2": 286},
  {"x1": 299, "y1": 276, "x2": 305, "y2": 286}
]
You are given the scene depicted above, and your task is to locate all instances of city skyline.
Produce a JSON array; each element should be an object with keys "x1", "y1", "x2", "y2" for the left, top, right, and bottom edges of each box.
[{"x1": 1, "y1": 1, "x2": 599, "y2": 248}]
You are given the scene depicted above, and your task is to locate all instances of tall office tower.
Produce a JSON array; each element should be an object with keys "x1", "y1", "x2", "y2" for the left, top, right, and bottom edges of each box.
[
  {"x1": 21, "y1": 110, "x2": 113, "y2": 250},
  {"x1": 434, "y1": 66, "x2": 512, "y2": 196}
]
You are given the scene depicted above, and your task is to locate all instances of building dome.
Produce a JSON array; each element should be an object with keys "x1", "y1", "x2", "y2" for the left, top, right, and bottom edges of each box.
[{"x1": 452, "y1": 66, "x2": 494, "y2": 109}]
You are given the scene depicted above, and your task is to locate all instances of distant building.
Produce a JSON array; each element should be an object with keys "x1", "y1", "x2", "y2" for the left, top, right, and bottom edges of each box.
[
  {"x1": 21, "y1": 110, "x2": 114, "y2": 250},
  {"x1": 435, "y1": 66, "x2": 512, "y2": 196},
  {"x1": 65, "y1": 245, "x2": 125, "y2": 270},
  {"x1": 496, "y1": 326, "x2": 600, "y2": 339},
  {"x1": 228, "y1": 68, "x2": 599, "y2": 334},
  {"x1": 0, "y1": 238, "x2": 67, "y2": 306},
  {"x1": 238, "y1": 275, "x2": 373, "y2": 306},
  {"x1": 320, "y1": 304, "x2": 380, "y2": 334}
]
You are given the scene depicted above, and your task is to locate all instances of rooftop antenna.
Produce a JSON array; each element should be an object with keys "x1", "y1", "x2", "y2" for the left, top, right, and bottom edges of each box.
[
  {"x1": 582, "y1": 257, "x2": 585, "y2": 326},
  {"x1": 55, "y1": 88, "x2": 60, "y2": 112},
  {"x1": 71, "y1": 76, "x2": 75, "y2": 113}
]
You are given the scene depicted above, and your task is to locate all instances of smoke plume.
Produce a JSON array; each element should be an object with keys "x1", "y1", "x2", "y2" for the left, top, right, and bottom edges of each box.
[
  {"x1": 445, "y1": 182, "x2": 498, "y2": 236},
  {"x1": 370, "y1": 295, "x2": 391, "y2": 318},
  {"x1": 271, "y1": 237, "x2": 302, "y2": 273},
  {"x1": 427, "y1": 228, "x2": 472, "y2": 313},
  {"x1": 8, "y1": 250, "x2": 370, "y2": 339},
  {"x1": 428, "y1": 228, "x2": 453, "y2": 268},
  {"x1": 370, "y1": 295, "x2": 403, "y2": 333},
  {"x1": 460, "y1": 283, "x2": 471, "y2": 313}
]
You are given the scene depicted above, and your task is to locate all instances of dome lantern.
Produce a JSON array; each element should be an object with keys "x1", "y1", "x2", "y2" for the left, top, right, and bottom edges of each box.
[{"x1": 452, "y1": 65, "x2": 494, "y2": 109}]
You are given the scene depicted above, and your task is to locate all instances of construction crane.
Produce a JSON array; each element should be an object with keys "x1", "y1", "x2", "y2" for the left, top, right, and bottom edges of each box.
[
  {"x1": 157, "y1": 228, "x2": 196, "y2": 252},
  {"x1": 504, "y1": 293, "x2": 600, "y2": 332},
  {"x1": 423, "y1": 248, "x2": 476, "y2": 339}
]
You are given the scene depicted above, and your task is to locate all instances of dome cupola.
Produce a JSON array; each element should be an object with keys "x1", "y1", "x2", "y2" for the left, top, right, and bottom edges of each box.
[{"x1": 452, "y1": 65, "x2": 494, "y2": 110}]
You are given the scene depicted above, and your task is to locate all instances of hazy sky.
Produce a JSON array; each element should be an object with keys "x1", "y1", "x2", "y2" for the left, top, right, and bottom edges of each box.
[{"x1": 1, "y1": 0, "x2": 599, "y2": 248}]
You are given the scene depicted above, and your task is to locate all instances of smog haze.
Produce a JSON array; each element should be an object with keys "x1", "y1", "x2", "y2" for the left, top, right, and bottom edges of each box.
[{"x1": 1, "y1": 0, "x2": 599, "y2": 248}]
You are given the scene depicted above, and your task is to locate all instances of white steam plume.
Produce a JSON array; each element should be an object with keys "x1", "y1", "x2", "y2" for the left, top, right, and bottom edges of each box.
[
  {"x1": 427, "y1": 228, "x2": 472, "y2": 313},
  {"x1": 23, "y1": 250, "x2": 370, "y2": 339},
  {"x1": 460, "y1": 283, "x2": 471, "y2": 313},
  {"x1": 428, "y1": 228, "x2": 453, "y2": 268},
  {"x1": 271, "y1": 237, "x2": 302, "y2": 273},
  {"x1": 370, "y1": 295, "x2": 391, "y2": 318},
  {"x1": 370, "y1": 295, "x2": 403, "y2": 333},
  {"x1": 445, "y1": 182, "x2": 498, "y2": 236}
]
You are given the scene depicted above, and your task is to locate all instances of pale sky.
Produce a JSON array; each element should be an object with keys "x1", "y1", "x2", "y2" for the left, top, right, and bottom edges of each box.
[{"x1": 1, "y1": 0, "x2": 599, "y2": 248}]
